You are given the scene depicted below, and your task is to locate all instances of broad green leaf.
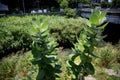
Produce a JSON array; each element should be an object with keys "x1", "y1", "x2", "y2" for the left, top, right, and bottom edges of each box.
[
  {"x1": 30, "y1": 26, "x2": 39, "y2": 35},
  {"x1": 80, "y1": 54, "x2": 92, "y2": 63},
  {"x1": 101, "y1": 10, "x2": 107, "y2": 18},
  {"x1": 66, "y1": 60, "x2": 72, "y2": 67},
  {"x1": 83, "y1": 40, "x2": 90, "y2": 47},
  {"x1": 67, "y1": 54, "x2": 79, "y2": 67},
  {"x1": 80, "y1": 33, "x2": 87, "y2": 40},
  {"x1": 82, "y1": 18, "x2": 91, "y2": 27},
  {"x1": 99, "y1": 17, "x2": 106, "y2": 25},
  {"x1": 55, "y1": 65, "x2": 62, "y2": 73},
  {"x1": 74, "y1": 56, "x2": 81, "y2": 65},
  {"x1": 40, "y1": 22, "x2": 48, "y2": 33},
  {"x1": 89, "y1": 52, "x2": 99, "y2": 58},
  {"x1": 37, "y1": 70, "x2": 45, "y2": 80},
  {"x1": 90, "y1": 9, "x2": 100, "y2": 26},
  {"x1": 72, "y1": 74, "x2": 76, "y2": 79},
  {"x1": 87, "y1": 28, "x2": 94, "y2": 35},
  {"x1": 93, "y1": 8, "x2": 100, "y2": 15},
  {"x1": 99, "y1": 10, "x2": 107, "y2": 24},
  {"x1": 68, "y1": 54, "x2": 75, "y2": 61},
  {"x1": 84, "y1": 63, "x2": 95, "y2": 75},
  {"x1": 78, "y1": 40, "x2": 85, "y2": 52},
  {"x1": 32, "y1": 48, "x2": 42, "y2": 59},
  {"x1": 41, "y1": 30, "x2": 49, "y2": 37},
  {"x1": 98, "y1": 23, "x2": 108, "y2": 29},
  {"x1": 90, "y1": 8, "x2": 107, "y2": 26}
]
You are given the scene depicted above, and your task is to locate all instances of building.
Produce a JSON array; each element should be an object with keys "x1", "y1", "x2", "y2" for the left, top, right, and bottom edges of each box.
[
  {"x1": 90, "y1": 0, "x2": 101, "y2": 3},
  {"x1": 0, "y1": 3, "x2": 8, "y2": 14},
  {"x1": 0, "y1": 3, "x2": 8, "y2": 11},
  {"x1": 91, "y1": 0, "x2": 112, "y2": 3}
]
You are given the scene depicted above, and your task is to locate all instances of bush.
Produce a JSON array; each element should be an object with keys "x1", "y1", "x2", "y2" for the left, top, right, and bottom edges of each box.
[
  {"x1": 111, "y1": 0, "x2": 120, "y2": 8},
  {"x1": 81, "y1": 0, "x2": 90, "y2": 4},
  {"x1": 101, "y1": 1, "x2": 109, "y2": 8},
  {"x1": 0, "y1": 15, "x2": 87, "y2": 56},
  {"x1": 0, "y1": 16, "x2": 33, "y2": 57},
  {"x1": 0, "y1": 51, "x2": 38, "y2": 80},
  {"x1": 49, "y1": 16, "x2": 85, "y2": 47},
  {"x1": 94, "y1": 43, "x2": 118, "y2": 68},
  {"x1": 64, "y1": 8, "x2": 77, "y2": 18},
  {"x1": 59, "y1": 0, "x2": 69, "y2": 8}
]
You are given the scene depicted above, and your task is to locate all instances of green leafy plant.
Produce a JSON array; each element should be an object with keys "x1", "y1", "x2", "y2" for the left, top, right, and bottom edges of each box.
[
  {"x1": 101, "y1": 1, "x2": 109, "y2": 8},
  {"x1": 64, "y1": 8, "x2": 77, "y2": 18},
  {"x1": 111, "y1": 0, "x2": 120, "y2": 8},
  {"x1": 31, "y1": 20, "x2": 61, "y2": 80},
  {"x1": 80, "y1": 0, "x2": 90, "y2": 4},
  {"x1": 67, "y1": 8, "x2": 107, "y2": 80},
  {"x1": 0, "y1": 51, "x2": 37, "y2": 80},
  {"x1": 94, "y1": 43, "x2": 118, "y2": 68},
  {"x1": 0, "y1": 15, "x2": 87, "y2": 56},
  {"x1": 49, "y1": 16, "x2": 84, "y2": 47},
  {"x1": 0, "y1": 16, "x2": 33, "y2": 56},
  {"x1": 59, "y1": 0, "x2": 69, "y2": 8}
]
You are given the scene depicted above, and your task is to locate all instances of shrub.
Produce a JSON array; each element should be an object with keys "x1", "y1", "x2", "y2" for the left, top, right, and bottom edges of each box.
[
  {"x1": 0, "y1": 51, "x2": 38, "y2": 80},
  {"x1": 59, "y1": 0, "x2": 69, "y2": 8},
  {"x1": 49, "y1": 16, "x2": 84, "y2": 47},
  {"x1": 64, "y1": 8, "x2": 77, "y2": 18},
  {"x1": 94, "y1": 43, "x2": 118, "y2": 68},
  {"x1": 111, "y1": 0, "x2": 120, "y2": 8},
  {"x1": 101, "y1": 1, "x2": 109, "y2": 8},
  {"x1": 0, "y1": 15, "x2": 86, "y2": 56},
  {"x1": 0, "y1": 16, "x2": 33, "y2": 57},
  {"x1": 81, "y1": 0, "x2": 90, "y2": 4},
  {"x1": 67, "y1": 8, "x2": 107, "y2": 80},
  {"x1": 31, "y1": 20, "x2": 61, "y2": 80}
]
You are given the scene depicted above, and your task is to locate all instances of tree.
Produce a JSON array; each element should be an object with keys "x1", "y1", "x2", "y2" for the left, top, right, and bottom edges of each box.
[
  {"x1": 112, "y1": 0, "x2": 120, "y2": 7},
  {"x1": 56, "y1": 0, "x2": 68, "y2": 8}
]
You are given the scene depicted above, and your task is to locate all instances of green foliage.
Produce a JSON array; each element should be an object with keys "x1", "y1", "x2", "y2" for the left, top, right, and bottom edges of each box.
[
  {"x1": 112, "y1": 0, "x2": 120, "y2": 8},
  {"x1": 0, "y1": 12, "x2": 118, "y2": 80},
  {"x1": 80, "y1": 0, "x2": 90, "y2": 4},
  {"x1": 59, "y1": 0, "x2": 69, "y2": 8},
  {"x1": 67, "y1": 8, "x2": 107, "y2": 80},
  {"x1": 0, "y1": 51, "x2": 37, "y2": 80},
  {"x1": 90, "y1": 8, "x2": 107, "y2": 26},
  {"x1": 101, "y1": 1, "x2": 109, "y2": 8},
  {"x1": 49, "y1": 16, "x2": 84, "y2": 46},
  {"x1": 90, "y1": 3, "x2": 101, "y2": 8},
  {"x1": 0, "y1": 15, "x2": 85, "y2": 56},
  {"x1": 64, "y1": 8, "x2": 77, "y2": 18},
  {"x1": 0, "y1": 16, "x2": 33, "y2": 56},
  {"x1": 31, "y1": 21, "x2": 61, "y2": 80},
  {"x1": 94, "y1": 43, "x2": 118, "y2": 68}
]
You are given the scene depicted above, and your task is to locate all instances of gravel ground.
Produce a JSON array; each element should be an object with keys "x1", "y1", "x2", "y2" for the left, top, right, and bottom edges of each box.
[{"x1": 85, "y1": 76, "x2": 96, "y2": 80}]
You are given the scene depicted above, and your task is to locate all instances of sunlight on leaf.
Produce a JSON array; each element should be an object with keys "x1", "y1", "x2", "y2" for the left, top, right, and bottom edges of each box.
[{"x1": 74, "y1": 56, "x2": 81, "y2": 65}]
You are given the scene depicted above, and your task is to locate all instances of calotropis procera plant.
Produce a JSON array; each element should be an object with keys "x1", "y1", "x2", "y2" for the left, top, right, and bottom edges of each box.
[
  {"x1": 31, "y1": 20, "x2": 61, "y2": 80},
  {"x1": 67, "y1": 8, "x2": 108, "y2": 80}
]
